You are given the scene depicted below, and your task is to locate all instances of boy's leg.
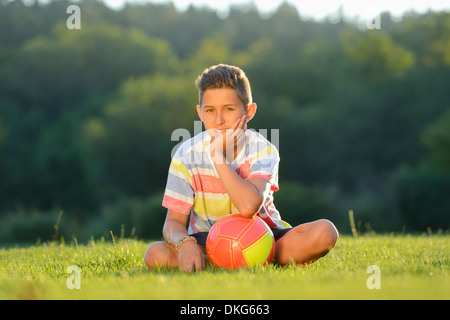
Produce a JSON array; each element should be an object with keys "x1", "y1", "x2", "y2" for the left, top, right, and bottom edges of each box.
[
  {"x1": 144, "y1": 241, "x2": 208, "y2": 270},
  {"x1": 144, "y1": 241, "x2": 178, "y2": 270},
  {"x1": 274, "y1": 219, "x2": 338, "y2": 266}
]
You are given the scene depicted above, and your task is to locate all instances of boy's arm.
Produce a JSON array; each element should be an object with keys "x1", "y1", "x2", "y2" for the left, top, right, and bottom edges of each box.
[
  {"x1": 163, "y1": 209, "x2": 190, "y2": 246},
  {"x1": 163, "y1": 209, "x2": 205, "y2": 272},
  {"x1": 210, "y1": 115, "x2": 271, "y2": 218},
  {"x1": 214, "y1": 159, "x2": 271, "y2": 218}
]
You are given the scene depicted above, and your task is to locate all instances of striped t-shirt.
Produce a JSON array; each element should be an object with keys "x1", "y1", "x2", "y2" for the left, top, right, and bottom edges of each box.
[{"x1": 162, "y1": 129, "x2": 291, "y2": 235}]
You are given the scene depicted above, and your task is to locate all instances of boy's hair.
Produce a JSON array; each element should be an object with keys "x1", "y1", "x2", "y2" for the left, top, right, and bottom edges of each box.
[{"x1": 195, "y1": 64, "x2": 253, "y2": 108}]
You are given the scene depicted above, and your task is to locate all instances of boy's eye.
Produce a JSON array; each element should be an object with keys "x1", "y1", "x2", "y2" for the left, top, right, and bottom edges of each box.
[{"x1": 204, "y1": 108, "x2": 214, "y2": 113}]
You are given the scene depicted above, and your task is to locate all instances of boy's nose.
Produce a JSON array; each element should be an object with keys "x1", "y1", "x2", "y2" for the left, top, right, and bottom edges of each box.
[{"x1": 215, "y1": 112, "x2": 224, "y2": 125}]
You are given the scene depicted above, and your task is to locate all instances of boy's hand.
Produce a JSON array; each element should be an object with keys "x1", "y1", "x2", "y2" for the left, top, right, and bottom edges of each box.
[
  {"x1": 209, "y1": 115, "x2": 247, "y2": 163},
  {"x1": 177, "y1": 240, "x2": 205, "y2": 273}
]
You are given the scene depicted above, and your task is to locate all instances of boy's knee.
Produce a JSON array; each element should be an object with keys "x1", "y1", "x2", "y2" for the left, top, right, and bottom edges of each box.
[
  {"x1": 144, "y1": 241, "x2": 172, "y2": 270},
  {"x1": 314, "y1": 219, "x2": 339, "y2": 251}
]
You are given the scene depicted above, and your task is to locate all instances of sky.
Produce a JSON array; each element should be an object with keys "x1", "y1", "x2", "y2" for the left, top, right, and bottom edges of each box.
[{"x1": 102, "y1": 0, "x2": 449, "y2": 20}]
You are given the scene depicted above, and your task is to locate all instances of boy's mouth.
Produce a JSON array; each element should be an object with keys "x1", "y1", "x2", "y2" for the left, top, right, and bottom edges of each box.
[{"x1": 212, "y1": 128, "x2": 228, "y2": 135}]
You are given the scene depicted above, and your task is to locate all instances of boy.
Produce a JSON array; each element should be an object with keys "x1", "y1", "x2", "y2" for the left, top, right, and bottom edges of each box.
[{"x1": 144, "y1": 64, "x2": 338, "y2": 272}]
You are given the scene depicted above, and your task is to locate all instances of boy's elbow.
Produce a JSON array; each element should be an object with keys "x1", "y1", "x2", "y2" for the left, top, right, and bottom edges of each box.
[
  {"x1": 239, "y1": 210, "x2": 256, "y2": 219},
  {"x1": 239, "y1": 199, "x2": 263, "y2": 219}
]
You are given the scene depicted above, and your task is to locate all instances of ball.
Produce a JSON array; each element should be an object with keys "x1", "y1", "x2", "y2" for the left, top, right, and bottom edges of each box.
[{"x1": 206, "y1": 214, "x2": 275, "y2": 269}]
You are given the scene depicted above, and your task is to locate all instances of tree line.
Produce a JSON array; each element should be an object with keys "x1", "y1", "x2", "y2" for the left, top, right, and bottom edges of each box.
[{"x1": 0, "y1": 0, "x2": 449, "y2": 242}]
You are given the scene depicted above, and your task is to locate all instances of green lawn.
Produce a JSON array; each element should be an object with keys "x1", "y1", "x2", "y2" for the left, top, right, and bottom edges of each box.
[{"x1": 0, "y1": 234, "x2": 448, "y2": 300}]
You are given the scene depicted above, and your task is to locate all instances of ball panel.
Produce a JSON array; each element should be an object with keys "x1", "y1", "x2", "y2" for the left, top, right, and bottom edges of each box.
[
  {"x1": 238, "y1": 219, "x2": 270, "y2": 248},
  {"x1": 209, "y1": 237, "x2": 232, "y2": 267},
  {"x1": 207, "y1": 222, "x2": 219, "y2": 243},
  {"x1": 242, "y1": 231, "x2": 275, "y2": 266},
  {"x1": 267, "y1": 235, "x2": 276, "y2": 263},
  {"x1": 231, "y1": 239, "x2": 247, "y2": 269},
  {"x1": 219, "y1": 215, "x2": 253, "y2": 240}
]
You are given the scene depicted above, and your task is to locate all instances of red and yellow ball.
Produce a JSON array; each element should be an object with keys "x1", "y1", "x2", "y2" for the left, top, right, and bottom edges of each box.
[{"x1": 206, "y1": 214, "x2": 275, "y2": 269}]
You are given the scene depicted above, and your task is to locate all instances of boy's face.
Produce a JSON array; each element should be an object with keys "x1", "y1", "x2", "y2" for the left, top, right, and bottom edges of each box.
[{"x1": 196, "y1": 88, "x2": 256, "y2": 135}]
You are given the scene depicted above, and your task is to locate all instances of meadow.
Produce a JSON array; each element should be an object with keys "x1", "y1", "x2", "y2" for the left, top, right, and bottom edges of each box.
[{"x1": 0, "y1": 233, "x2": 448, "y2": 301}]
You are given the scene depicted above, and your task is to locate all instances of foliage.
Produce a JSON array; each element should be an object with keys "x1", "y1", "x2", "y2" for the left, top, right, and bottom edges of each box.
[
  {"x1": 99, "y1": 192, "x2": 167, "y2": 240},
  {"x1": 422, "y1": 108, "x2": 450, "y2": 171},
  {"x1": 0, "y1": 0, "x2": 450, "y2": 242},
  {"x1": 274, "y1": 181, "x2": 332, "y2": 226},
  {"x1": 392, "y1": 165, "x2": 450, "y2": 230}
]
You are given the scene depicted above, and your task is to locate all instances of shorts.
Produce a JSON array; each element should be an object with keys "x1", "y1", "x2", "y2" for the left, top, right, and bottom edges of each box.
[{"x1": 190, "y1": 228, "x2": 292, "y2": 245}]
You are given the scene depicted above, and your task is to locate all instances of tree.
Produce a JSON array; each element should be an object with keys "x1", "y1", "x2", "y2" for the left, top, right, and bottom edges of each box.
[
  {"x1": 340, "y1": 28, "x2": 415, "y2": 84},
  {"x1": 6, "y1": 23, "x2": 177, "y2": 116},
  {"x1": 422, "y1": 109, "x2": 450, "y2": 172},
  {"x1": 82, "y1": 74, "x2": 198, "y2": 199}
]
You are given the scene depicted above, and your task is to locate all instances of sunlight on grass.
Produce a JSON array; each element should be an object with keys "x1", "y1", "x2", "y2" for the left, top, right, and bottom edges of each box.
[{"x1": 0, "y1": 235, "x2": 448, "y2": 299}]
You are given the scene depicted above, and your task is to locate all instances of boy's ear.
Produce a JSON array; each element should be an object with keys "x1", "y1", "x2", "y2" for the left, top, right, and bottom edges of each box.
[
  {"x1": 196, "y1": 105, "x2": 203, "y2": 121},
  {"x1": 246, "y1": 103, "x2": 257, "y2": 122}
]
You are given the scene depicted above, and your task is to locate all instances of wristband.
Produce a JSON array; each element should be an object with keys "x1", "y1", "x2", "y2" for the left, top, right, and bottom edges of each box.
[{"x1": 175, "y1": 236, "x2": 197, "y2": 251}]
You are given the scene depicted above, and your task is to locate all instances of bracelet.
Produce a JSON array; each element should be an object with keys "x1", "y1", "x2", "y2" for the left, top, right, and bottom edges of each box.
[{"x1": 175, "y1": 236, "x2": 197, "y2": 251}]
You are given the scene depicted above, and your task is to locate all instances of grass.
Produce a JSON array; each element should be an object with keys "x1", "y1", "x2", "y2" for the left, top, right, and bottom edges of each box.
[{"x1": 0, "y1": 234, "x2": 448, "y2": 300}]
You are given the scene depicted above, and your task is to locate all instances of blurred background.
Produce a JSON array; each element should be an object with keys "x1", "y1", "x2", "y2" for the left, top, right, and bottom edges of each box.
[{"x1": 0, "y1": 0, "x2": 449, "y2": 243}]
